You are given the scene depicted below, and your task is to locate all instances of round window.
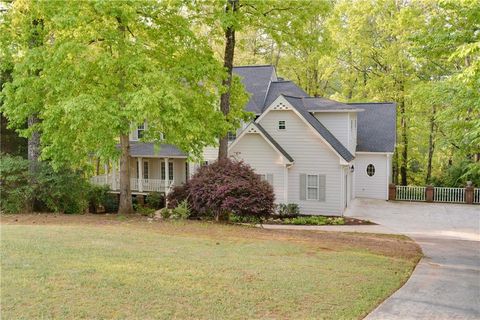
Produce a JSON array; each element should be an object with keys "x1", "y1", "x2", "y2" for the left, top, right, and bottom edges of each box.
[{"x1": 366, "y1": 164, "x2": 375, "y2": 177}]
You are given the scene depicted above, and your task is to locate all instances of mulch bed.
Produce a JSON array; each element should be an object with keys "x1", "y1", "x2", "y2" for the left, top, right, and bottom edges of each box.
[{"x1": 263, "y1": 216, "x2": 376, "y2": 225}]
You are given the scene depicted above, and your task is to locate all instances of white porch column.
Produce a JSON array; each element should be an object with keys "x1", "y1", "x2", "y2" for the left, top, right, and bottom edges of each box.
[
  {"x1": 104, "y1": 164, "x2": 109, "y2": 185},
  {"x1": 138, "y1": 157, "x2": 143, "y2": 192},
  {"x1": 112, "y1": 161, "x2": 117, "y2": 190},
  {"x1": 284, "y1": 164, "x2": 289, "y2": 203},
  {"x1": 164, "y1": 157, "x2": 170, "y2": 194}
]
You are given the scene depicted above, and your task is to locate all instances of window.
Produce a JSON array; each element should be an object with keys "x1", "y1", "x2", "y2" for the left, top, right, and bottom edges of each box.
[
  {"x1": 258, "y1": 173, "x2": 273, "y2": 185},
  {"x1": 143, "y1": 161, "x2": 149, "y2": 179},
  {"x1": 136, "y1": 160, "x2": 149, "y2": 179},
  {"x1": 161, "y1": 161, "x2": 174, "y2": 180},
  {"x1": 300, "y1": 174, "x2": 326, "y2": 201},
  {"x1": 227, "y1": 131, "x2": 236, "y2": 141},
  {"x1": 307, "y1": 175, "x2": 319, "y2": 200},
  {"x1": 366, "y1": 164, "x2": 375, "y2": 177},
  {"x1": 278, "y1": 120, "x2": 286, "y2": 130},
  {"x1": 137, "y1": 123, "x2": 145, "y2": 139}
]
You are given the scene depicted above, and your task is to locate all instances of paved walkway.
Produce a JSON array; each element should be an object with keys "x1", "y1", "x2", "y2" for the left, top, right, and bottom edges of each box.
[{"x1": 263, "y1": 199, "x2": 480, "y2": 319}]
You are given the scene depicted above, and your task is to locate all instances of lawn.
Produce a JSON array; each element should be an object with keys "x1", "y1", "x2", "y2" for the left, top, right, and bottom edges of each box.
[{"x1": 1, "y1": 214, "x2": 421, "y2": 319}]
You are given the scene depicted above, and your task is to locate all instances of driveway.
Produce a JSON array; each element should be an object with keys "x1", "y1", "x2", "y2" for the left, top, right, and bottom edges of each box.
[{"x1": 346, "y1": 199, "x2": 480, "y2": 320}]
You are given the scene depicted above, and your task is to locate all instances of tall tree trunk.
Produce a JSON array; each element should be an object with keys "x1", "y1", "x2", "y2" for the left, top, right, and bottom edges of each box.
[
  {"x1": 425, "y1": 105, "x2": 436, "y2": 184},
  {"x1": 27, "y1": 114, "x2": 41, "y2": 211},
  {"x1": 27, "y1": 115, "x2": 41, "y2": 173},
  {"x1": 393, "y1": 145, "x2": 399, "y2": 185},
  {"x1": 118, "y1": 134, "x2": 133, "y2": 214},
  {"x1": 218, "y1": 0, "x2": 238, "y2": 160},
  {"x1": 399, "y1": 96, "x2": 408, "y2": 186}
]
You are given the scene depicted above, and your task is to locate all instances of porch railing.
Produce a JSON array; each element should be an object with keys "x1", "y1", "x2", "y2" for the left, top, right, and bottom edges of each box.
[
  {"x1": 389, "y1": 184, "x2": 478, "y2": 205},
  {"x1": 91, "y1": 174, "x2": 174, "y2": 193}
]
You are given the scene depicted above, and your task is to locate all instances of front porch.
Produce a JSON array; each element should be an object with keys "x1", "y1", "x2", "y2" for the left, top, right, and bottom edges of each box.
[{"x1": 91, "y1": 156, "x2": 189, "y2": 194}]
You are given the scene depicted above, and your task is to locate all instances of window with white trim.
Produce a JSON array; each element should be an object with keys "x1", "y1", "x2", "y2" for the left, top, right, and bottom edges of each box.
[
  {"x1": 366, "y1": 164, "x2": 375, "y2": 177},
  {"x1": 258, "y1": 173, "x2": 273, "y2": 186},
  {"x1": 300, "y1": 174, "x2": 326, "y2": 202},
  {"x1": 307, "y1": 175, "x2": 319, "y2": 200},
  {"x1": 161, "y1": 161, "x2": 174, "y2": 180},
  {"x1": 137, "y1": 123, "x2": 145, "y2": 139},
  {"x1": 136, "y1": 160, "x2": 149, "y2": 179},
  {"x1": 278, "y1": 120, "x2": 286, "y2": 130},
  {"x1": 143, "y1": 161, "x2": 149, "y2": 179}
]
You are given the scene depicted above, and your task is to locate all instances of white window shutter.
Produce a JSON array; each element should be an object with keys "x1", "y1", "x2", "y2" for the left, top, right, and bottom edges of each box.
[
  {"x1": 266, "y1": 173, "x2": 274, "y2": 186},
  {"x1": 300, "y1": 174, "x2": 306, "y2": 200},
  {"x1": 318, "y1": 174, "x2": 326, "y2": 201}
]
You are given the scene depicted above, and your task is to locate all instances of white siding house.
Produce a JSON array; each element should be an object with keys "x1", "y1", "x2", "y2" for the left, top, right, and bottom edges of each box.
[{"x1": 91, "y1": 65, "x2": 396, "y2": 215}]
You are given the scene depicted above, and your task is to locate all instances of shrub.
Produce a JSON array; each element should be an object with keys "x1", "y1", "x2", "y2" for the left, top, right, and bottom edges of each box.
[
  {"x1": 283, "y1": 216, "x2": 345, "y2": 226},
  {"x1": 35, "y1": 164, "x2": 90, "y2": 214},
  {"x1": 0, "y1": 154, "x2": 34, "y2": 213},
  {"x1": 276, "y1": 203, "x2": 300, "y2": 217},
  {"x1": 167, "y1": 184, "x2": 189, "y2": 209},
  {"x1": 229, "y1": 213, "x2": 261, "y2": 224},
  {"x1": 88, "y1": 184, "x2": 110, "y2": 213},
  {"x1": 159, "y1": 207, "x2": 171, "y2": 219},
  {"x1": 103, "y1": 194, "x2": 119, "y2": 213},
  {"x1": 186, "y1": 159, "x2": 275, "y2": 220},
  {"x1": 171, "y1": 200, "x2": 191, "y2": 220},
  {"x1": 146, "y1": 192, "x2": 165, "y2": 209},
  {"x1": 135, "y1": 204, "x2": 156, "y2": 217}
]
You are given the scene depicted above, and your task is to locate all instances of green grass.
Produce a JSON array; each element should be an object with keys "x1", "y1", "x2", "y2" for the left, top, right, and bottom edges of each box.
[{"x1": 1, "y1": 219, "x2": 419, "y2": 319}]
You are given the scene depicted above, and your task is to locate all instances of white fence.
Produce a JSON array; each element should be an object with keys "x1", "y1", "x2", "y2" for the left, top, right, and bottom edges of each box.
[
  {"x1": 396, "y1": 186, "x2": 426, "y2": 201},
  {"x1": 434, "y1": 187, "x2": 465, "y2": 203},
  {"x1": 474, "y1": 189, "x2": 480, "y2": 204},
  {"x1": 393, "y1": 185, "x2": 479, "y2": 204}
]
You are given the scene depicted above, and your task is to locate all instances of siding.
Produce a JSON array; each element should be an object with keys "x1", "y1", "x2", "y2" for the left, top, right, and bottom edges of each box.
[
  {"x1": 313, "y1": 113, "x2": 349, "y2": 152},
  {"x1": 355, "y1": 154, "x2": 388, "y2": 200},
  {"x1": 230, "y1": 133, "x2": 286, "y2": 204},
  {"x1": 259, "y1": 110, "x2": 344, "y2": 215}
]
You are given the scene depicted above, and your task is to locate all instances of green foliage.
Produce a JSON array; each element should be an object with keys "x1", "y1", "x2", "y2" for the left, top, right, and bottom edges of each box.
[
  {"x1": 276, "y1": 203, "x2": 300, "y2": 217},
  {"x1": 1, "y1": 1, "x2": 249, "y2": 171},
  {"x1": 0, "y1": 154, "x2": 33, "y2": 213},
  {"x1": 135, "y1": 204, "x2": 156, "y2": 218},
  {"x1": 159, "y1": 207, "x2": 171, "y2": 220},
  {"x1": 35, "y1": 164, "x2": 90, "y2": 214},
  {"x1": 0, "y1": 154, "x2": 92, "y2": 214},
  {"x1": 229, "y1": 213, "x2": 261, "y2": 224},
  {"x1": 103, "y1": 194, "x2": 119, "y2": 214},
  {"x1": 88, "y1": 184, "x2": 110, "y2": 212},
  {"x1": 283, "y1": 216, "x2": 345, "y2": 226},
  {"x1": 145, "y1": 192, "x2": 164, "y2": 209},
  {"x1": 171, "y1": 200, "x2": 191, "y2": 220}
]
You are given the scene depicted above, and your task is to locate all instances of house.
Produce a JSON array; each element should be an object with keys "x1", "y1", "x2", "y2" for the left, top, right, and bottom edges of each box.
[{"x1": 91, "y1": 65, "x2": 396, "y2": 215}]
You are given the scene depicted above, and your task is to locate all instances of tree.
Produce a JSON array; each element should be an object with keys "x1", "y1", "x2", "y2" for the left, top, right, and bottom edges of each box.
[{"x1": 1, "y1": 1, "x2": 244, "y2": 214}]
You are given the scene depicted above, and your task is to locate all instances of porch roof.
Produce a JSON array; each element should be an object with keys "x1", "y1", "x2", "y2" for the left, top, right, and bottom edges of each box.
[{"x1": 129, "y1": 142, "x2": 187, "y2": 158}]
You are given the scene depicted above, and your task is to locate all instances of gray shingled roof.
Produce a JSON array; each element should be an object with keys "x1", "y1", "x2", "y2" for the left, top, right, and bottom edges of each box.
[
  {"x1": 253, "y1": 122, "x2": 294, "y2": 162},
  {"x1": 348, "y1": 103, "x2": 396, "y2": 153},
  {"x1": 263, "y1": 81, "x2": 308, "y2": 109},
  {"x1": 283, "y1": 96, "x2": 355, "y2": 162},
  {"x1": 302, "y1": 97, "x2": 360, "y2": 112},
  {"x1": 233, "y1": 65, "x2": 277, "y2": 114},
  {"x1": 129, "y1": 142, "x2": 187, "y2": 157}
]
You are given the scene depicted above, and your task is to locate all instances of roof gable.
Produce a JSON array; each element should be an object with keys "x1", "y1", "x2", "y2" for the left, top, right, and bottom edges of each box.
[
  {"x1": 228, "y1": 121, "x2": 294, "y2": 163},
  {"x1": 257, "y1": 95, "x2": 354, "y2": 163}
]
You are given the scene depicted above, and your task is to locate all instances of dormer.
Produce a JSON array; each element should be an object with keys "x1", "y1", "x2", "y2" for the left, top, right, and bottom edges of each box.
[{"x1": 130, "y1": 121, "x2": 147, "y2": 141}]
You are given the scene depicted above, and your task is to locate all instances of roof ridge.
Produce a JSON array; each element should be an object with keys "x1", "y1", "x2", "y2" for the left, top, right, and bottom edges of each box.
[
  {"x1": 347, "y1": 102, "x2": 396, "y2": 105},
  {"x1": 233, "y1": 64, "x2": 274, "y2": 68}
]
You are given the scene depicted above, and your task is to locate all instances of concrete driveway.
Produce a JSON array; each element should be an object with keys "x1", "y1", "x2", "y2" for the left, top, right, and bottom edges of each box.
[{"x1": 346, "y1": 199, "x2": 480, "y2": 320}]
